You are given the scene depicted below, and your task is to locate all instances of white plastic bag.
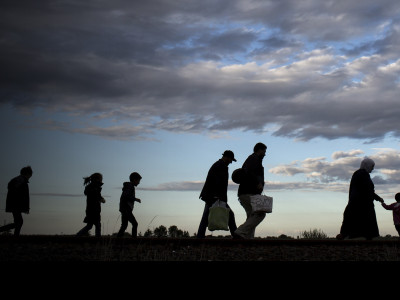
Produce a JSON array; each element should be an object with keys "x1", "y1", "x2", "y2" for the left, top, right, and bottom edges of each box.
[{"x1": 250, "y1": 194, "x2": 273, "y2": 213}]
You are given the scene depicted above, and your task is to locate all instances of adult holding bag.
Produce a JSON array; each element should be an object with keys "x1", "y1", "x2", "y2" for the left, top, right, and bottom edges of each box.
[
  {"x1": 234, "y1": 143, "x2": 268, "y2": 239},
  {"x1": 196, "y1": 150, "x2": 238, "y2": 238}
]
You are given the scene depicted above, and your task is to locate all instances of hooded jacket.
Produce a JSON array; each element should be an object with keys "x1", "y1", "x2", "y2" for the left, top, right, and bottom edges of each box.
[{"x1": 119, "y1": 182, "x2": 138, "y2": 213}]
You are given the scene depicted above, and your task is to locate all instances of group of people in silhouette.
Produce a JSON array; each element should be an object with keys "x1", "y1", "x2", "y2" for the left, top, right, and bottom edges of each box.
[
  {"x1": 337, "y1": 157, "x2": 400, "y2": 240},
  {"x1": 74, "y1": 171, "x2": 143, "y2": 238},
  {"x1": 1, "y1": 142, "x2": 400, "y2": 240},
  {"x1": 197, "y1": 143, "x2": 268, "y2": 239},
  {"x1": 0, "y1": 167, "x2": 143, "y2": 237}
]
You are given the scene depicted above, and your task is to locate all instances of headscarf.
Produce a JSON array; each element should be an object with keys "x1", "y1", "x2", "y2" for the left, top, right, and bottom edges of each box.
[{"x1": 360, "y1": 157, "x2": 375, "y2": 173}]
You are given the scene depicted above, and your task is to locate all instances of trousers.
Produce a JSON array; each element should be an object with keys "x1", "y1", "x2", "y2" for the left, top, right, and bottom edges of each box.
[
  {"x1": 117, "y1": 211, "x2": 138, "y2": 237},
  {"x1": 77, "y1": 222, "x2": 101, "y2": 237},
  {"x1": 234, "y1": 194, "x2": 266, "y2": 239},
  {"x1": 0, "y1": 212, "x2": 23, "y2": 236},
  {"x1": 197, "y1": 202, "x2": 237, "y2": 238}
]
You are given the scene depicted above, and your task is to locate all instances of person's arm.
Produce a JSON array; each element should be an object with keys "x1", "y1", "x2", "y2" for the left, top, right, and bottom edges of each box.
[
  {"x1": 374, "y1": 193, "x2": 383, "y2": 202},
  {"x1": 128, "y1": 186, "x2": 141, "y2": 203},
  {"x1": 381, "y1": 202, "x2": 395, "y2": 210}
]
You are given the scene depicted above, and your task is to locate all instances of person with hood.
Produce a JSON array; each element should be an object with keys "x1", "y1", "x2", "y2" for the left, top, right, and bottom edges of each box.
[
  {"x1": 117, "y1": 172, "x2": 142, "y2": 238},
  {"x1": 337, "y1": 157, "x2": 384, "y2": 240},
  {"x1": 196, "y1": 150, "x2": 238, "y2": 238},
  {"x1": 0, "y1": 166, "x2": 33, "y2": 236},
  {"x1": 76, "y1": 172, "x2": 105, "y2": 237}
]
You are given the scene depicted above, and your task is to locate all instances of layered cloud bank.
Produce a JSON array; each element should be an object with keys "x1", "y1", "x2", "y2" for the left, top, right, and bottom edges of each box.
[{"x1": 1, "y1": 1, "x2": 400, "y2": 142}]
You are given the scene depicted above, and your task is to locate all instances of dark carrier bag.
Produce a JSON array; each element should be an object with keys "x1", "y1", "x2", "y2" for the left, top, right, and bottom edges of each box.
[{"x1": 231, "y1": 168, "x2": 244, "y2": 184}]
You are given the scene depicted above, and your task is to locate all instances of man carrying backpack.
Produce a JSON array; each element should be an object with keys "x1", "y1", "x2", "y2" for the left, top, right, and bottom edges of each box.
[{"x1": 234, "y1": 143, "x2": 267, "y2": 239}]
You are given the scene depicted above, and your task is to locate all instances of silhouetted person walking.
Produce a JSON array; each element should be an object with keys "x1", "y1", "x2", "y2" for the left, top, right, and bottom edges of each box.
[
  {"x1": 197, "y1": 150, "x2": 238, "y2": 238},
  {"x1": 76, "y1": 173, "x2": 105, "y2": 237},
  {"x1": 117, "y1": 172, "x2": 142, "y2": 238},
  {"x1": 234, "y1": 143, "x2": 267, "y2": 239},
  {"x1": 337, "y1": 157, "x2": 383, "y2": 240},
  {"x1": 0, "y1": 166, "x2": 33, "y2": 236}
]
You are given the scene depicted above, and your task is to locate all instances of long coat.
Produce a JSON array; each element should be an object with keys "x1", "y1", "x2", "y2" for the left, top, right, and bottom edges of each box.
[
  {"x1": 6, "y1": 175, "x2": 30, "y2": 214},
  {"x1": 340, "y1": 168, "x2": 380, "y2": 239},
  {"x1": 83, "y1": 181, "x2": 103, "y2": 224},
  {"x1": 200, "y1": 159, "x2": 229, "y2": 205}
]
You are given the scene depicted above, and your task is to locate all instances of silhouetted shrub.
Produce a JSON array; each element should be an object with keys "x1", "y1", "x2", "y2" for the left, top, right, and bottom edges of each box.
[{"x1": 300, "y1": 228, "x2": 328, "y2": 239}]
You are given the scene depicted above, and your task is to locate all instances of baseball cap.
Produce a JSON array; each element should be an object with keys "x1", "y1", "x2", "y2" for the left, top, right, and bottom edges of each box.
[{"x1": 222, "y1": 150, "x2": 237, "y2": 162}]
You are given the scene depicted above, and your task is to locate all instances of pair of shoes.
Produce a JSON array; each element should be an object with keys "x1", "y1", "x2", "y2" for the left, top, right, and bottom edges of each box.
[{"x1": 336, "y1": 234, "x2": 345, "y2": 240}]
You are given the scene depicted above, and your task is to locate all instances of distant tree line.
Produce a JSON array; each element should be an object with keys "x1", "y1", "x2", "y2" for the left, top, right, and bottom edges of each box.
[
  {"x1": 141, "y1": 225, "x2": 191, "y2": 238},
  {"x1": 2, "y1": 224, "x2": 399, "y2": 239}
]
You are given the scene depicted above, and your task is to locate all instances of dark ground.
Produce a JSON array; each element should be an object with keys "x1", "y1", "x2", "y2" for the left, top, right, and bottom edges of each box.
[
  {"x1": 2, "y1": 235, "x2": 399, "y2": 292},
  {"x1": 1, "y1": 235, "x2": 400, "y2": 261}
]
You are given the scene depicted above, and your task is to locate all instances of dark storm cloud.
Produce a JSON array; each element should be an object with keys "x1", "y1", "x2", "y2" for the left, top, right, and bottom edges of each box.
[{"x1": 1, "y1": 0, "x2": 400, "y2": 141}]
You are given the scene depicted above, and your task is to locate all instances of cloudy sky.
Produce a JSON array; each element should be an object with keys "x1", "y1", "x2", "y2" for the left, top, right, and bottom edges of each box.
[{"x1": 1, "y1": 0, "x2": 400, "y2": 237}]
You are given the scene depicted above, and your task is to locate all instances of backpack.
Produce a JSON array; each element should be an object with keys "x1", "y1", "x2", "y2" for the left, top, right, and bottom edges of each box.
[{"x1": 231, "y1": 168, "x2": 243, "y2": 184}]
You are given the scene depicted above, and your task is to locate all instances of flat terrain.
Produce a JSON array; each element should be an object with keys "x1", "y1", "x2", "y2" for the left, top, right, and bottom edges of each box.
[{"x1": 1, "y1": 235, "x2": 400, "y2": 262}]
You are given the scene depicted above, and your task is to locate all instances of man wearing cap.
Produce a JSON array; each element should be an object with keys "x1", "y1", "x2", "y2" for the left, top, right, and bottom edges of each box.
[{"x1": 196, "y1": 150, "x2": 238, "y2": 238}]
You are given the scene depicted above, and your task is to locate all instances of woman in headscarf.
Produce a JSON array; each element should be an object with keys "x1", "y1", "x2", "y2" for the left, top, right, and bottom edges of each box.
[{"x1": 337, "y1": 157, "x2": 384, "y2": 240}]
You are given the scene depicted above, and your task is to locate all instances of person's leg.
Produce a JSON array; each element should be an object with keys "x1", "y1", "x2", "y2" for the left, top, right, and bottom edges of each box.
[
  {"x1": 395, "y1": 224, "x2": 400, "y2": 238},
  {"x1": 77, "y1": 223, "x2": 93, "y2": 236},
  {"x1": 196, "y1": 203, "x2": 210, "y2": 238},
  {"x1": 0, "y1": 213, "x2": 17, "y2": 234},
  {"x1": 127, "y1": 212, "x2": 138, "y2": 238},
  {"x1": 12, "y1": 212, "x2": 23, "y2": 236},
  {"x1": 226, "y1": 204, "x2": 237, "y2": 237},
  {"x1": 95, "y1": 222, "x2": 101, "y2": 237},
  {"x1": 234, "y1": 195, "x2": 266, "y2": 239},
  {"x1": 0, "y1": 223, "x2": 15, "y2": 233},
  {"x1": 117, "y1": 213, "x2": 129, "y2": 237}
]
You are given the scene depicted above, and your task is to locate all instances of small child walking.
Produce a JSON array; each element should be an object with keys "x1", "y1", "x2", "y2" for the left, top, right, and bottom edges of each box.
[
  {"x1": 117, "y1": 172, "x2": 142, "y2": 238},
  {"x1": 381, "y1": 193, "x2": 400, "y2": 237},
  {"x1": 76, "y1": 173, "x2": 105, "y2": 237}
]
